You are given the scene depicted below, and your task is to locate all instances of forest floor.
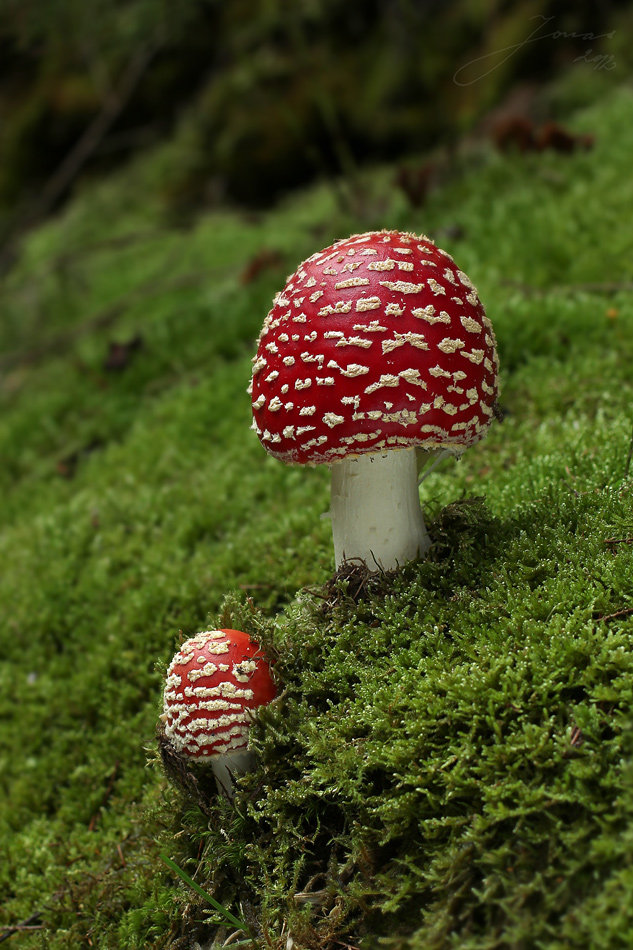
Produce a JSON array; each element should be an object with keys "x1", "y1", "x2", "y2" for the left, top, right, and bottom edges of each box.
[{"x1": 1, "y1": 71, "x2": 633, "y2": 949}]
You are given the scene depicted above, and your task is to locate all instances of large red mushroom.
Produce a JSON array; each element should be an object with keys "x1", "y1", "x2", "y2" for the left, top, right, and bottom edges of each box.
[
  {"x1": 249, "y1": 229, "x2": 499, "y2": 571},
  {"x1": 161, "y1": 628, "x2": 276, "y2": 797}
]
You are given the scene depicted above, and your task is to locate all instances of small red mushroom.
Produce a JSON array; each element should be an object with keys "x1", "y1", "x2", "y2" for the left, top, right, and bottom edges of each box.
[
  {"x1": 162, "y1": 629, "x2": 276, "y2": 797},
  {"x1": 249, "y1": 229, "x2": 500, "y2": 571}
]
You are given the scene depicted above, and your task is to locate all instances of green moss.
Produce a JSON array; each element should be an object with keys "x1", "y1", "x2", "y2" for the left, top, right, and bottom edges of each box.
[{"x1": 2, "y1": 78, "x2": 633, "y2": 948}]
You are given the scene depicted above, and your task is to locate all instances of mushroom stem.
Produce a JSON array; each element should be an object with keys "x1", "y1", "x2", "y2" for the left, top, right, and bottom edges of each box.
[
  {"x1": 210, "y1": 750, "x2": 255, "y2": 800},
  {"x1": 329, "y1": 448, "x2": 431, "y2": 571}
]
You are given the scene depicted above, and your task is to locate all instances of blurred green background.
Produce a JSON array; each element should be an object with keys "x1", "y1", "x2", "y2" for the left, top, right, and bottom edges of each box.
[
  {"x1": 0, "y1": 0, "x2": 629, "y2": 234},
  {"x1": 2, "y1": 3, "x2": 633, "y2": 948}
]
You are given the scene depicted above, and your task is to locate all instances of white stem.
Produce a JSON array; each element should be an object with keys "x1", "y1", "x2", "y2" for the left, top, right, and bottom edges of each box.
[
  {"x1": 330, "y1": 449, "x2": 431, "y2": 571},
  {"x1": 210, "y1": 750, "x2": 255, "y2": 799}
]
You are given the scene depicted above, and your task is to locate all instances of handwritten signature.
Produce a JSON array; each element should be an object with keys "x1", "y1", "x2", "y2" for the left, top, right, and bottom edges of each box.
[{"x1": 453, "y1": 16, "x2": 616, "y2": 86}]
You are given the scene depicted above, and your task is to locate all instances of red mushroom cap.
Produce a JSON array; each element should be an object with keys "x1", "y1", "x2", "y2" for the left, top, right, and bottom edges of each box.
[
  {"x1": 250, "y1": 230, "x2": 499, "y2": 465},
  {"x1": 162, "y1": 629, "x2": 276, "y2": 759}
]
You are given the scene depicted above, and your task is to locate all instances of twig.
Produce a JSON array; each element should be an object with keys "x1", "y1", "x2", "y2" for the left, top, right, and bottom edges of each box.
[
  {"x1": 0, "y1": 40, "x2": 160, "y2": 274},
  {"x1": 604, "y1": 537, "x2": 633, "y2": 546},
  {"x1": 0, "y1": 913, "x2": 43, "y2": 944},
  {"x1": 34, "y1": 39, "x2": 158, "y2": 216},
  {"x1": 0, "y1": 927, "x2": 43, "y2": 936},
  {"x1": 569, "y1": 724, "x2": 584, "y2": 747},
  {"x1": 595, "y1": 607, "x2": 633, "y2": 622}
]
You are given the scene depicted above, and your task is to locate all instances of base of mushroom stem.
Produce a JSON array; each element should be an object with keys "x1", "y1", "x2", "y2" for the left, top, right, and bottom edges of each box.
[
  {"x1": 329, "y1": 448, "x2": 431, "y2": 572},
  {"x1": 210, "y1": 749, "x2": 255, "y2": 799}
]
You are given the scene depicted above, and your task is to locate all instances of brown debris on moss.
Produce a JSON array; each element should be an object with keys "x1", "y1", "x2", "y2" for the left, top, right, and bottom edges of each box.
[{"x1": 156, "y1": 722, "x2": 217, "y2": 816}]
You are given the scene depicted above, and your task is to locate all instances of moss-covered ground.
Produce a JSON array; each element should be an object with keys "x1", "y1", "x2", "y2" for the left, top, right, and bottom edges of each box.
[{"x1": 2, "y1": 74, "x2": 633, "y2": 948}]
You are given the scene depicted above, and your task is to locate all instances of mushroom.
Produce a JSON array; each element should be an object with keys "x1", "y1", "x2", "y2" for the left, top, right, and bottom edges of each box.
[
  {"x1": 249, "y1": 229, "x2": 499, "y2": 571},
  {"x1": 161, "y1": 629, "x2": 276, "y2": 798}
]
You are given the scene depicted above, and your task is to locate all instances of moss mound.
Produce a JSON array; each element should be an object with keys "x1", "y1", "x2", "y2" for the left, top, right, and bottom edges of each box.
[{"x1": 2, "y1": 70, "x2": 633, "y2": 948}]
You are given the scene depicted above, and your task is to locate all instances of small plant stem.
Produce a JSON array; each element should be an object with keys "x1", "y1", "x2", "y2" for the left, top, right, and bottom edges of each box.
[
  {"x1": 159, "y1": 853, "x2": 249, "y2": 934},
  {"x1": 624, "y1": 423, "x2": 633, "y2": 478}
]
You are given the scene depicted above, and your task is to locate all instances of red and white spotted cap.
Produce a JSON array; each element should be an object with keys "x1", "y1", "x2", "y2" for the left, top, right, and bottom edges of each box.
[
  {"x1": 249, "y1": 230, "x2": 499, "y2": 464},
  {"x1": 162, "y1": 629, "x2": 276, "y2": 759}
]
